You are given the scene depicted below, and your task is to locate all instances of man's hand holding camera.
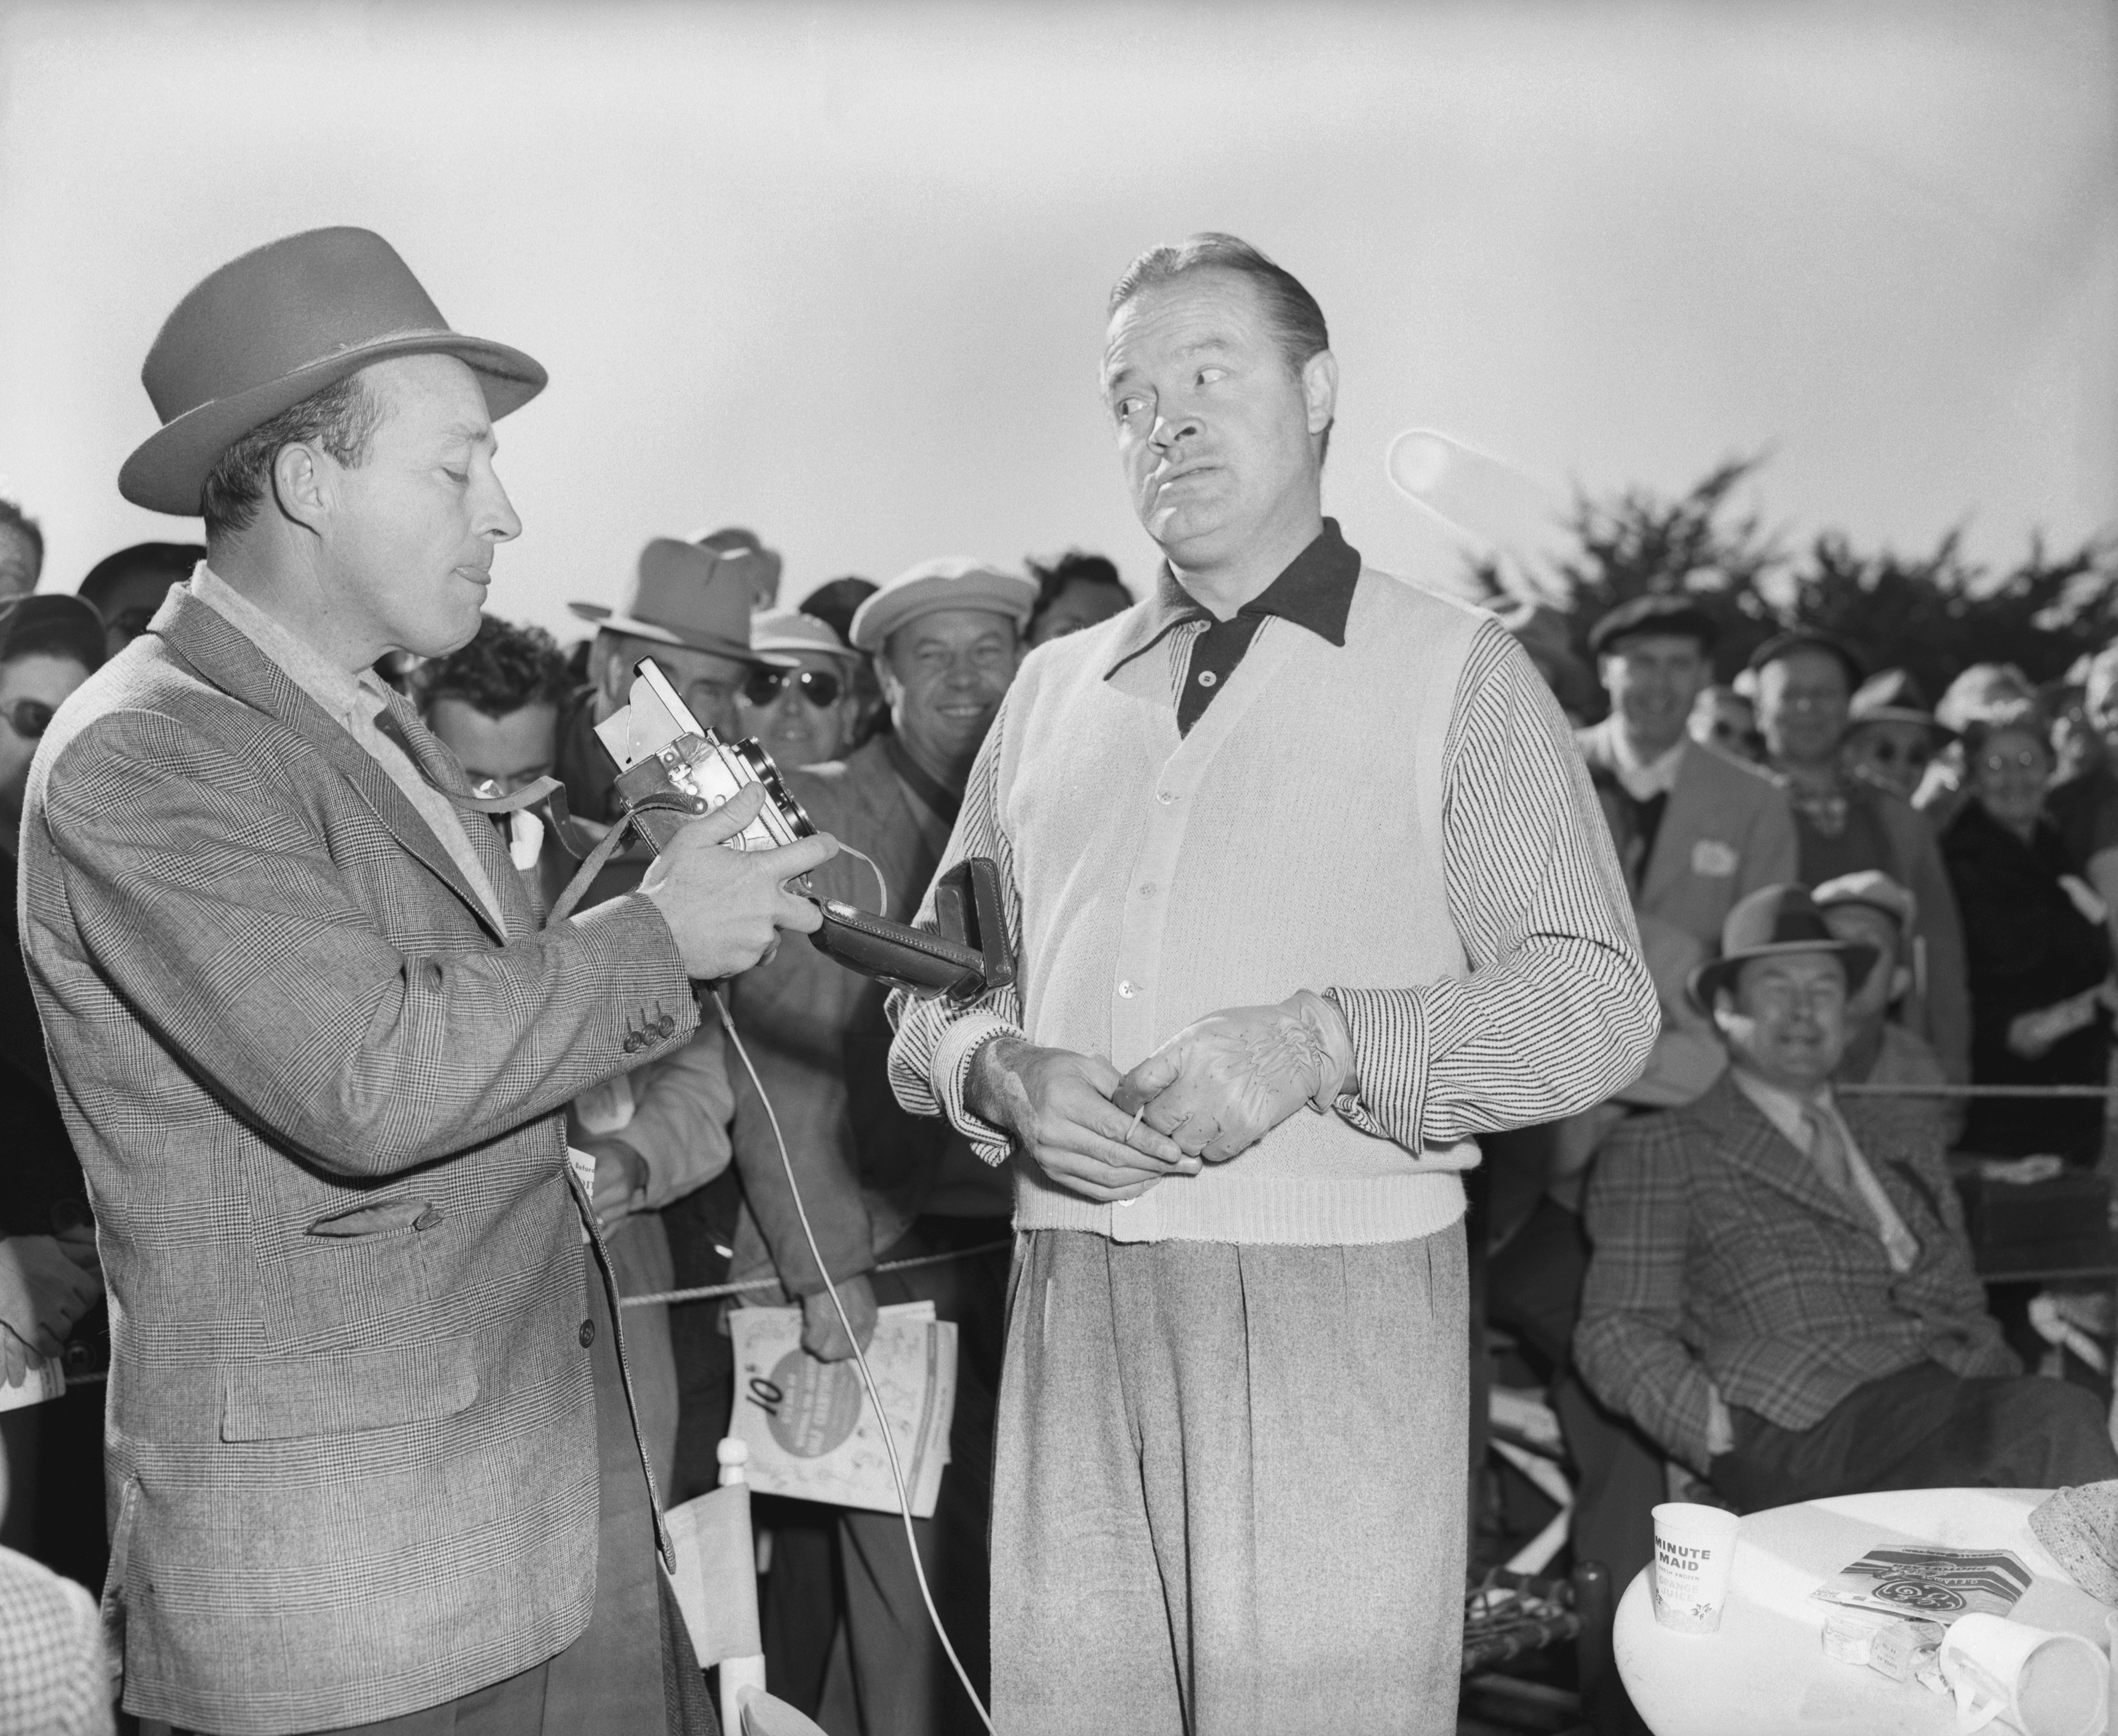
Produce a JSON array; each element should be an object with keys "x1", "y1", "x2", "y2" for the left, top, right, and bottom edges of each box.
[
  {"x1": 1113, "y1": 991, "x2": 1357, "y2": 1163},
  {"x1": 639, "y1": 782, "x2": 838, "y2": 979}
]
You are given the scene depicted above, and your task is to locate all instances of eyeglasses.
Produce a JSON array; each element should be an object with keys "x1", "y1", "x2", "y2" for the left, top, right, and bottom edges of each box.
[
  {"x1": 744, "y1": 667, "x2": 844, "y2": 710},
  {"x1": 3, "y1": 699, "x2": 57, "y2": 739},
  {"x1": 1854, "y1": 739, "x2": 1933, "y2": 770},
  {"x1": 1975, "y1": 748, "x2": 2049, "y2": 776}
]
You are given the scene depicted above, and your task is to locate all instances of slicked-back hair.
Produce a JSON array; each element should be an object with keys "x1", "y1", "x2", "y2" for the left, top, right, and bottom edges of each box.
[
  {"x1": 1026, "y1": 549, "x2": 1129, "y2": 626},
  {"x1": 413, "y1": 614, "x2": 575, "y2": 722},
  {"x1": 200, "y1": 370, "x2": 385, "y2": 537},
  {"x1": 1107, "y1": 232, "x2": 1334, "y2": 464}
]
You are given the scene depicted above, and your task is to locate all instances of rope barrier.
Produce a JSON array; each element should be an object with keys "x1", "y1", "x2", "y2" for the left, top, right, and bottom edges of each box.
[
  {"x1": 1837, "y1": 1083, "x2": 2118, "y2": 1099},
  {"x1": 617, "y1": 1236, "x2": 1012, "y2": 1310}
]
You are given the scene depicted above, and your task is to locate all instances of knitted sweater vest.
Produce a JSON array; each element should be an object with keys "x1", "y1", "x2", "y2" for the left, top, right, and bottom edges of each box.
[{"x1": 998, "y1": 567, "x2": 1484, "y2": 1245}]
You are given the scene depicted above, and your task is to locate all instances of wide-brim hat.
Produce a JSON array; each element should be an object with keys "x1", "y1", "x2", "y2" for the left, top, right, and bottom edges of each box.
[
  {"x1": 120, "y1": 227, "x2": 547, "y2": 516},
  {"x1": 750, "y1": 607, "x2": 862, "y2": 663},
  {"x1": 850, "y1": 557, "x2": 1036, "y2": 653},
  {"x1": 570, "y1": 537, "x2": 793, "y2": 668},
  {"x1": 1687, "y1": 883, "x2": 1879, "y2": 1014},
  {"x1": 1845, "y1": 667, "x2": 1955, "y2": 742}
]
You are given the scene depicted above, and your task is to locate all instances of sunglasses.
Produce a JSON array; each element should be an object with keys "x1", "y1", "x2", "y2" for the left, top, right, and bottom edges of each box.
[
  {"x1": 4, "y1": 699, "x2": 57, "y2": 739},
  {"x1": 744, "y1": 667, "x2": 844, "y2": 710}
]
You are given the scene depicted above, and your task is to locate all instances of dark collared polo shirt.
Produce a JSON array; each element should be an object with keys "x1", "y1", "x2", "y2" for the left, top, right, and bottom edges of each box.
[{"x1": 1106, "y1": 518, "x2": 1360, "y2": 735}]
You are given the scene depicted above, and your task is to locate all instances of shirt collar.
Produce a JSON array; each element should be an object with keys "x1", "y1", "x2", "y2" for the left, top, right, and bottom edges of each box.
[
  {"x1": 1103, "y1": 517, "x2": 1361, "y2": 681},
  {"x1": 190, "y1": 565, "x2": 393, "y2": 731},
  {"x1": 1609, "y1": 730, "x2": 1688, "y2": 801},
  {"x1": 1730, "y1": 1067, "x2": 1834, "y2": 1152}
]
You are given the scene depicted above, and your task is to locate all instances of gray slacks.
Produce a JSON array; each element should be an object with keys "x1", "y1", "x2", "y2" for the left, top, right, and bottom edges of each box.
[{"x1": 992, "y1": 1224, "x2": 1469, "y2": 1736}]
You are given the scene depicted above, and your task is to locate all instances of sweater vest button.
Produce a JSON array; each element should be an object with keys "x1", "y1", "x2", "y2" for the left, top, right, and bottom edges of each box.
[
  {"x1": 1156, "y1": 791, "x2": 1175, "y2": 804},
  {"x1": 1117, "y1": 980, "x2": 1139, "y2": 998}
]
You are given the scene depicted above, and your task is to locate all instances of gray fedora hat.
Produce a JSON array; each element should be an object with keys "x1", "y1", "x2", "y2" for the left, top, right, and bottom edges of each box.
[
  {"x1": 1687, "y1": 884, "x2": 1879, "y2": 1016},
  {"x1": 571, "y1": 539, "x2": 793, "y2": 668},
  {"x1": 120, "y1": 227, "x2": 547, "y2": 516}
]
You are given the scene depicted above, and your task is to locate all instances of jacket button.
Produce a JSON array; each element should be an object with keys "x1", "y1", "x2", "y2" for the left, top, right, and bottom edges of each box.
[
  {"x1": 579, "y1": 1319, "x2": 596, "y2": 1348},
  {"x1": 621, "y1": 1033, "x2": 642, "y2": 1054},
  {"x1": 655, "y1": 1013, "x2": 676, "y2": 1038}
]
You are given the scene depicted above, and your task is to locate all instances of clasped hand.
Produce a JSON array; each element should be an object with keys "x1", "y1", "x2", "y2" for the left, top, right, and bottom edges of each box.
[{"x1": 1111, "y1": 991, "x2": 1356, "y2": 1164}]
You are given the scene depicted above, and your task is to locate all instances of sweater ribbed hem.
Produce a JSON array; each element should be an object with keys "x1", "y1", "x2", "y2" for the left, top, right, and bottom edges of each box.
[{"x1": 1015, "y1": 1167, "x2": 1467, "y2": 1245}]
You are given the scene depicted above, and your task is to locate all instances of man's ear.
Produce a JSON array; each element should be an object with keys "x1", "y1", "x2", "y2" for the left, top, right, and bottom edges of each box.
[
  {"x1": 1888, "y1": 964, "x2": 1913, "y2": 1005},
  {"x1": 1711, "y1": 989, "x2": 1737, "y2": 1035},
  {"x1": 1302, "y1": 349, "x2": 1338, "y2": 438},
  {"x1": 589, "y1": 635, "x2": 626, "y2": 705},
  {"x1": 270, "y1": 441, "x2": 330, "y2": 537}
]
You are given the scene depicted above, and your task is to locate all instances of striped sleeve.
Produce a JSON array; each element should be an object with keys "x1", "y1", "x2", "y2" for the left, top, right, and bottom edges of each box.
[
  {"x1": 1325, "y1": 619, "x2": 1655, "y2": 1150},
  {"x1": 884, "y1": 687, "x2": 1024, "y2": 1166}
]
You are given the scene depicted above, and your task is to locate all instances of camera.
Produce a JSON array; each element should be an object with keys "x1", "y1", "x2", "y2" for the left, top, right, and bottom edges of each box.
[{"x1": 592, "y1": 658, "x2": 1012, "y2": 1000}]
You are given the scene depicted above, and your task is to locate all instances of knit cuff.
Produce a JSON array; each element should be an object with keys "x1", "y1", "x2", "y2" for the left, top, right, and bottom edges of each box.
[
  {"x1": 932, "y1": 1013, "x2": 1023, "y2": 1167},
  {"x1": 1323, "y1": 985, "x2": 1429, "y2": 1152}
]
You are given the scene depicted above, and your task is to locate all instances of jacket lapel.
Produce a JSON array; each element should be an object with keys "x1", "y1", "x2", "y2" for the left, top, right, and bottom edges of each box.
[
  {"x1": 1639, "y1": 739, "x2": 1707, "y2": 908},
  {"x1": 376, "y1": 691, "x2": 538, "y2": 940},
  {"x1": 154, "y1": 590, "x2": 510, "y2": 943},
  {"x1": 1699, "y1": 1073, "x2": 1877, "y2": 1237}
]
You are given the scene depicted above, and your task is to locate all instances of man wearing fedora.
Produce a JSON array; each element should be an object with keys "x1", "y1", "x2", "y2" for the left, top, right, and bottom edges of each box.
[
  {"x1": 1485, "y1": 592, "x2": 1798, "y2": 1595},
  {"x1": 725, "y1": 559, "x2": 1031, "y2": 1734},
  {"x1": 18, "y1": 227, "x2": 836, "y2": 1735},
  {"x1": 1575, "y1": 884, "x2": 2118, "y2": 1513}
]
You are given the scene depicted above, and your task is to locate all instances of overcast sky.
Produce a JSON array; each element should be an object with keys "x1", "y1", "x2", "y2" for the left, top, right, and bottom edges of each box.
[{"x1": 1, "y1": 0, "x2": 2111, "y2": 635}]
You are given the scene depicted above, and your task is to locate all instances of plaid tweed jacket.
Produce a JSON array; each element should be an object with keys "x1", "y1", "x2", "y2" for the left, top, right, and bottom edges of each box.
[
  {"x1": 1575, "y1": 1070, "x2": 2015, "y2": 1475},
  {"x1": 17, "y1": 588, "x2": 700, "y2": 1734}
]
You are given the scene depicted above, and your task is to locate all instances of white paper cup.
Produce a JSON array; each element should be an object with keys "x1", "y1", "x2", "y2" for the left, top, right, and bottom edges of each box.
[
  {"x1": 1650, "y1": 1501, "x2": 1741, "y2": 1634},
  {"x1": 1939, "y1": 1613, "x2": 2108, "y2": 1736}
]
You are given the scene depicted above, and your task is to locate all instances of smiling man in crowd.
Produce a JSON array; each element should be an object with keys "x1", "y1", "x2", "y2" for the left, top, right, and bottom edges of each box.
[
  {"x1": 1577, "y1": 884, "x2": 2117, "y2": 1511},
  {"x1": 18, "y1": 227, "x2": 835, "y2": 1736},
  {"x1": 890, "y1": 233, "x2": 1655, "y2": 1733},
  {"x1": 724, "y1": 557, "x2": 1032, "y2": 1735}
]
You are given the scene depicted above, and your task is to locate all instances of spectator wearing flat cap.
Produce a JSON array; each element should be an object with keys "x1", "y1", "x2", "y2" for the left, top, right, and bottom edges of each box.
[
  {"x1": 1577, "y1": 885, "x2": 2118, "y2": 1515},
  {"x1": 19, "y1": 226, "x2": 835, "y2": 1735},
  {"x1": 1752, "y1": 629, "x2": 1970, "y2": 1087},
  {"x1": 0, "y1": 596, "x2": 107, "y2": 1599},
  {"x1": 725, "y1": 554, "x2": 1033, "y2": 1734},
  {"x1": 1488, "y1": 591, "x2": 1793, "y2": 1592}
]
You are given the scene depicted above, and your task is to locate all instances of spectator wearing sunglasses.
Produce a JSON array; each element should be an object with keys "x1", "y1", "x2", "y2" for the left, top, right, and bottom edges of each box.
[
  {"x1": 1942, "y1": 704, "x2": 2114, "y2": 1166},
  {"x1": 0, "y1": 595, "x2": 109, "y2": 1598},
  {"x1": 1841, "y1": 669, "x2": 1954, "y2": 806},
  {"x1": 721, "y1": 558, "x2": 1033, "y2": 1734},
  {"x1": 737, "y1": 608, "x2": 865, "y2": 769},
  {"x1": 75, "y1": 541, "x2": 203, "y2": 660}
]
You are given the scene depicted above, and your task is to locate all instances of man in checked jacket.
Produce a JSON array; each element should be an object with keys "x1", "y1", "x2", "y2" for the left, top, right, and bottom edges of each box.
[
  {"x1": 1577, "y1": 884, "x2": 2118, "y2": 1512},
  {"x1": 18, "y1": 229, "x2": 834, "y2": 1735}
]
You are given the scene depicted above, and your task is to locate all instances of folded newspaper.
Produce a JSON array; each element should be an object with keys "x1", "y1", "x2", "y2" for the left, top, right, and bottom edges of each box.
[
  {"x1": 729, "y1": 1302, "x2": 956, "y2": 1518},
  {"x1": 1810, "y1": 1546, "x2": 2032, "y2": 1623}
]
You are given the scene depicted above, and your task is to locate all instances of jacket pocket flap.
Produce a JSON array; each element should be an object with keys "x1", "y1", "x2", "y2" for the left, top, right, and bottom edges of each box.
[
  {"x1": 221, "y1": 1337, "x2": 477, "y2": 1441},
  {"x1": 307, "y1": 1197, "x2": 438, "y2": 1237}
]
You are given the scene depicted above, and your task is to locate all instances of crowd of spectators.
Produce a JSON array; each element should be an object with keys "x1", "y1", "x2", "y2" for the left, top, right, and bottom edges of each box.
[{"x1": 2, "y1": 448, "x2": 2116, "y2": 1732}]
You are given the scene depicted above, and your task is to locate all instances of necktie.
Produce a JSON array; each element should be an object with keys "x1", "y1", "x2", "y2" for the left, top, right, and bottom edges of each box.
[{"x1": 1803, "y1": 1106, "x2": 1856, "y2": 1200}]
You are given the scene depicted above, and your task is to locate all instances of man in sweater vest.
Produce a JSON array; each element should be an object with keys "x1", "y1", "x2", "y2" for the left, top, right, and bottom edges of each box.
[{"x1": 888, "y1": 233, "x2": 1658, "y2": 1733}]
